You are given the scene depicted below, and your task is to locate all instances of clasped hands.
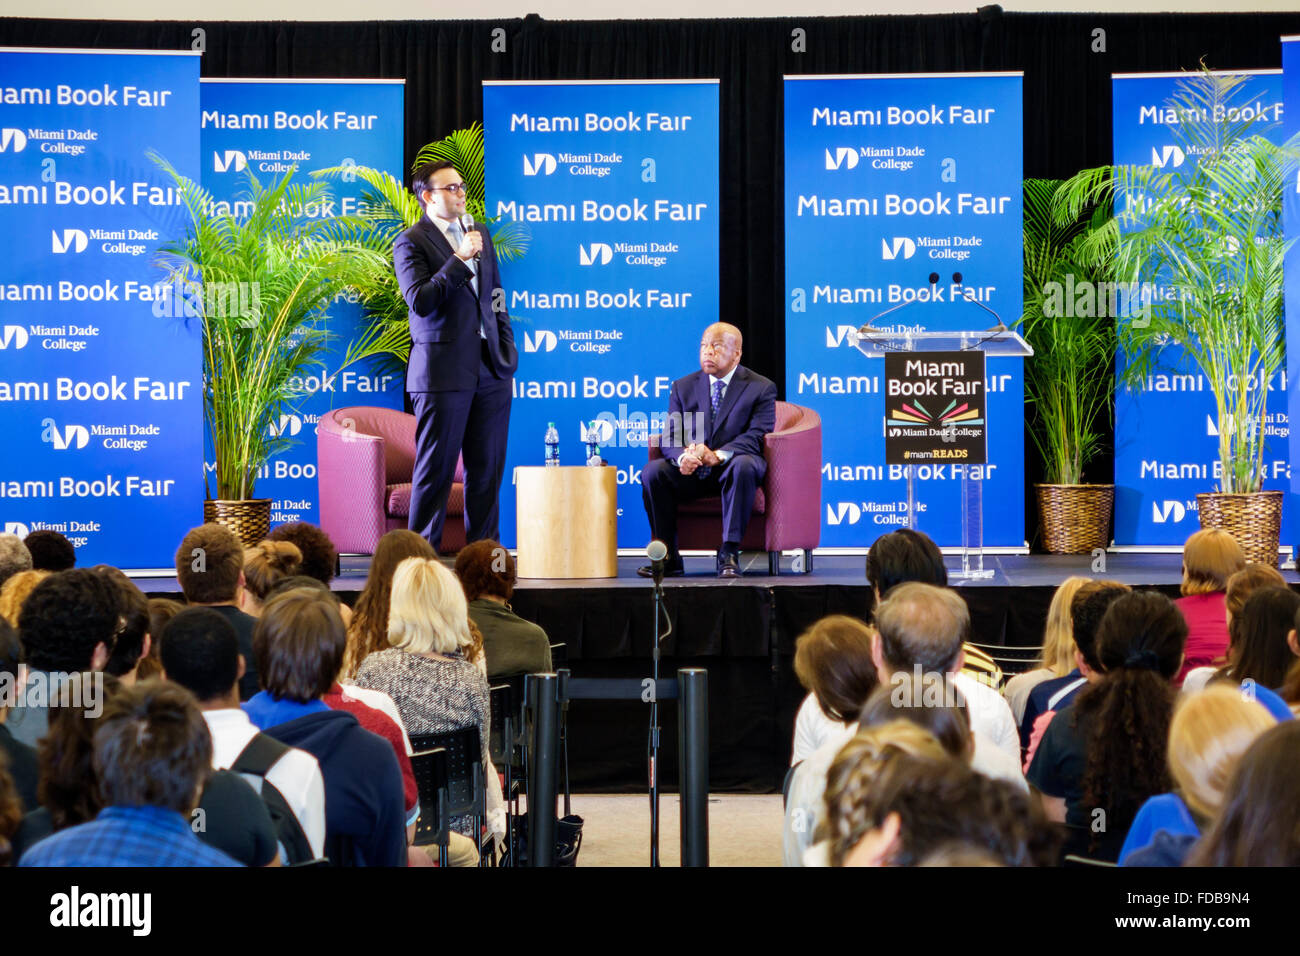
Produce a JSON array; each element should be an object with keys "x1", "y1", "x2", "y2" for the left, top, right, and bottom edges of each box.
[{"x1": 678, "y1": 443, "x2": 721, "y2": 475}]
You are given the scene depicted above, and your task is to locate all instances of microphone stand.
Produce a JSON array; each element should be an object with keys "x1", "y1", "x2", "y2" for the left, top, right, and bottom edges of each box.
[{"x1": 648, "y1": 562, "x2": 664, "y2": 867}]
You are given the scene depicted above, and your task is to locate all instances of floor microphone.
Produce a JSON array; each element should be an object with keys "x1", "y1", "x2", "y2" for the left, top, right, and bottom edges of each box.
[{"x1": 646, "y1": 540, "x2": 668, "y2": 584}]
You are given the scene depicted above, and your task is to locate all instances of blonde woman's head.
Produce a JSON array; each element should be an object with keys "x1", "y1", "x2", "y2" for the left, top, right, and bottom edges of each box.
[
  {"x1": 1041, "y1": 576, "x2": 1089, "y2": 676},
  {"x1": 1169, "y1": 683, "x2": 1275, "y2": 823},
  {"x1": 1181, "y1": 529, "x2": 1246, "y2": 596},
  {"x1": 387, "y1": 557, "x2": 472, "y2": 657}
]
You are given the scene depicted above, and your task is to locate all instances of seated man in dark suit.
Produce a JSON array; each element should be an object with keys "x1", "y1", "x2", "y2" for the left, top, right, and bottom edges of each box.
[{"x1": 640, "y1": 322, "x2": 777, "y2": 578}]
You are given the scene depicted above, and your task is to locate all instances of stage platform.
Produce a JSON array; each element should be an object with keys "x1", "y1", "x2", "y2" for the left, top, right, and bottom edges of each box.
[{"x1": 130, "y1": 552, "x2": 1300, "y2": 793}]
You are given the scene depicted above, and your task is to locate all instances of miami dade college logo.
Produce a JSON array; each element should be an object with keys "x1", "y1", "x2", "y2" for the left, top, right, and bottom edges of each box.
[
  {"x1": 826, "y1": 502, "x2": 862, "y2": 526},
  {"x1": 881, "y1": 237, "x2": 916, "y2": 260},
  {"x1": 41, "y1": 418, "x2": 89, "y2": 451},
  {"x1": 51, "y1": 229, "x2": 88, "y2": 254},
  {"x1": 0, "y1": 128, "x2": 26, "y2": 152},
  {"x1": 523, "y1": 330, "x2": 557, "y2": 353},
  {"x1": 522, "y1": 153, "x2": 557, "y2": 176},
  {"x1": 825, "y1": 147, "x2": 860, "y2": 171},
  {"x1": 825, "y1": 325, "x2": 858, "y2": 348},
  {"x1": 267, "y1": 414, "x2": 302, "y2": 438},
  {"x1": 1151, "y1": 500, "x2": 1187, "y2": 524},
  {"x1": 0, "y1": 325, "x2": 29, "y2": 350},
  {"x1": 1150, "y1": 145, "x2": 1185, "y2": 169},
  {"x1": 213, "y1": 150, "x2": 248, "y2": 173},
  {"x1": 579, "y1": 243, "x2": 613, "y2": 266},
  {"x1": 4, "y1": 523, "x2": 30, "y2": 537}
]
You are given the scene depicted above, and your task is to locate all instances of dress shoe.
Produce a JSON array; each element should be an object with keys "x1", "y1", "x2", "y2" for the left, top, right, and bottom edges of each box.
[
  {"x1": 638, "y1": 558, "x2": 684, "y2": 578},
  {"x1": 717, "y1": 549, "x2": 741, "y2": 578}
]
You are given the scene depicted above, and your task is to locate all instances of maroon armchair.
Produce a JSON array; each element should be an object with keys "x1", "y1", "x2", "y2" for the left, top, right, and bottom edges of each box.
[
  {"x1": 648, "y1": 400, "x2": 821, "y2": 574},
  {"x1": 317, "y1": 406, "x2": 465, "y2": 555}
]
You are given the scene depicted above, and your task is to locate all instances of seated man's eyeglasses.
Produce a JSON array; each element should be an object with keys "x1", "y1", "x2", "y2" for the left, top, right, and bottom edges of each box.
[{"x1": 433, "y1": 182, "x2": 467, "y2": 194}]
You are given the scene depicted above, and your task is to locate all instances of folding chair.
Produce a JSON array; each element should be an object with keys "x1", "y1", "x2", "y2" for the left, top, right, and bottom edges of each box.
[
  {"x1": 488, "y1": 679, "x2": 525, "y2": 865},
  {"x1": 409, "y1": 746, "x2": 451, "y2": 866},
  {"x1": 409, "y1": 727, "x2": 489, "y2": 867}
]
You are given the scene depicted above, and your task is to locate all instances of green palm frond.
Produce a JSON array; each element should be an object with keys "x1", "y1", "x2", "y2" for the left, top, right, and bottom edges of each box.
[
  {"x1": 1051, "y1": 67, "x2": 1300, "y2": 493},
  {"x1": 151, "y1": 152, "x2": 394, "y2": 500}
]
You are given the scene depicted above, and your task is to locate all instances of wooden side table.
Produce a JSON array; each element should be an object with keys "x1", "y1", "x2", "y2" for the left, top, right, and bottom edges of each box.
[{"x1": 515, "y1": 465, "x2": 618, "y2": 578}]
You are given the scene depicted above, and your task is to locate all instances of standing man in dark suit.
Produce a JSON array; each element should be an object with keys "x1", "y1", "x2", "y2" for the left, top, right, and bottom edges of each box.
[
  {"x1": 394, "y1": 161, "x2": 518, "y2": 550},
  {"x1": 640, "y1": 322, "x2": 777, "y2": 578}
]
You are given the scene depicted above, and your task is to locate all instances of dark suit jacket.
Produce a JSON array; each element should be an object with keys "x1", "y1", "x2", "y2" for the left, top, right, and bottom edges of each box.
[
  {"x1": 661, "y1": 365, "x2": 778, "y2": 463},
  {"x1": 393, "y1": 216, "x2": 518, "y2": 393}
]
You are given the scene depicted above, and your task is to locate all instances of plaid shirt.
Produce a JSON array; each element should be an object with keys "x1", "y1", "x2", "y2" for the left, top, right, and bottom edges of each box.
[{"x1": 20, "y1": 805, "x2": 243, "y2": 868}]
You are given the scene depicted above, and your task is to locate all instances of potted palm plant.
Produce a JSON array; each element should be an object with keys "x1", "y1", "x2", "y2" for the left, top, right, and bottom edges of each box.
[
  {"x1": 313, "y1": 122, "x2": 530, "y2": 370},
  {"x1": 152, "y1": 153, "x2": 393, "y2": 544},
  {"x1": 1055, "y1": 68, "x2": 1298, "y2": 565},
  {"x1": 1022, "y1": 178, "x2": 1116, "y2": 553}
]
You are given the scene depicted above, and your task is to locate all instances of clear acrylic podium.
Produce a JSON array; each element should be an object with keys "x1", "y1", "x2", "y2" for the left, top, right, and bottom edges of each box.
[{"x1": 853, "y1": 328, "x2": 1033, "y2": 579}]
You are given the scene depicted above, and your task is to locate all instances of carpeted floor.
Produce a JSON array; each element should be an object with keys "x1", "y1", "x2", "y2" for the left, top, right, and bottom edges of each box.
[{"x1": 556, "y1": 793, "x2": 784, "y2": 867}]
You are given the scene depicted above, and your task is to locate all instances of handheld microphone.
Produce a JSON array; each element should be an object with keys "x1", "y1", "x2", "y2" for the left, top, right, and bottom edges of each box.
[
  {"x1": 460, "y1": 211, "x2": 481, "y2": 263},
  {"x1": 645, "y1": 540, "x2": 669, "y2": 585}
]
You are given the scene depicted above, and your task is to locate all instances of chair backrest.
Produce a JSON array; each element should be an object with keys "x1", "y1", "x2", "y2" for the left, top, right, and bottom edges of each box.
[
  {"x1": 326, "y1": 406, "x2": 417, "y2": 483},
  {"x1": 488, "y1": 681, "x2": 521, "y2": 769},
  {"x1": 409, "y1": 746, "x2": 449, "y2": 848},
  {"x1": 409, "y1": 727, "x2": 485, "y2": 819}
]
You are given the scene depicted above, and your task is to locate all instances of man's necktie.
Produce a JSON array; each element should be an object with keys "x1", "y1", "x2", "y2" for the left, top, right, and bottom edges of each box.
[{"x1": 699, "y1": 380, "x2": 726, "y2": 479}]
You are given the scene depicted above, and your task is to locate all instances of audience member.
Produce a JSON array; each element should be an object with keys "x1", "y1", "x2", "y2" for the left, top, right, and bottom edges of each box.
[
  {"x1": 0, "y1": 535, "x2": 32, "y2": 589},
  {"x1": 1182, "y1": 564, "x2": 1285, "y2": 692},
  {"x1": 1174, "y1": 529, "x2": 1245, "y2": 686},
  {"x1": 243, "y1": 587, "x2": 406, "y2": 866},
  {"x1": 136, "y1": 598, "x2": 185, "y2": 682},
  {"x1": 239, "y1": 540, "x2": 303, "y2": 618},
  {"x1": 345, "y1": 530, "x2": 436, "y2": 679},
  {"x1": 784, "y1": 671, "x2": 1023, "y2": 867},
  {"x1": 353, "y1": 557, "x2": 500, "y2": 864},
  {"x1": 1196, "y1": 587, "x2": 1300, "y2": 721},
  {"x1": 790, "y1": 615, "x2": 877, "y2": 766},
  {"x1": 1120, "y1": 684, "x2": 1275, "y2": 866},
  {"x1": 21, "y1": 680, "x2": 243, "y2": 867},
  {"x1": 869, "y1": 582, "x2": 1019, "y2": 762},
  {"x1": 175, "y1": 524, "x2": 260, "y2": 700},
  {"x1": 160, "y1": 607, "x2": 327, "y2": 863},
  {"x1": 9, "y1": 569, "x2": 121, "y2": 747},
  {"x1": 0, "y1": 618, "x2": 37, "y2": 812},
  {"x1": 0, "y1": 756, "x2": 19, "y2": 866},
  {"x1": 454, "y1": 540, "x2": 552, "y2": 680},
  {"x1": 23, "y1": 530, "x2": 76, "y2": 573},
  {"x1": 1004, "y1": 576, "x2": 1088, "y2": 725},
  {"x1": 267, "y1": 522, "x2": 339, "y2": 586},
  {"x1": 826, "y1": 742, "x2": 1057, "y2": 867},
  {"x1": 1019, "y1": 580, "x2": 1130, "y2": 759},
  {"x1": 865, "y1": 529, "x2": 1003, "y2": 687},
  {"x1": 1187, "y1": 719, "x2": 1300, "y2": 866},
  {"x1": 1027, "y1": 590, "x2": 1187, "y2": 862},
  {"x1": 0, "y1": 570, "x2": 48, "y2": 629},
  {"x1": 94, "y1": 566, "x2": 152, "y2": 684}
]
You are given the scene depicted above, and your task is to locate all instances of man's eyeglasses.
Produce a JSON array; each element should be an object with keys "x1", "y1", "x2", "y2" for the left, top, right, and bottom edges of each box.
[{"x1": 432, "y1": 182, "x2": 467, "y2": 195}]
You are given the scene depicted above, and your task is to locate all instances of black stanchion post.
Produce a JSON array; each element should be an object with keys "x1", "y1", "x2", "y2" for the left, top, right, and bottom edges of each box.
[
  {"x1": 677, "y1": 667, "x2": 709, "y2": 867},
  {"x1": 526, "y1": 672, "x2": 559, "y2": 867}
]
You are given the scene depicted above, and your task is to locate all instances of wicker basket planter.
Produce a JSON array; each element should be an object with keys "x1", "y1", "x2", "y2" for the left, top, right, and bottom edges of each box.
[
  {"x1": 1196, "y1": 490, "x2": 1284, "y2": 567},
  {"x1": 1035, "y1": 484, "x2": 1114, "y2": 554},
  {"x1": 203, "y1": 498, "x2": 272, "y2": 547}
]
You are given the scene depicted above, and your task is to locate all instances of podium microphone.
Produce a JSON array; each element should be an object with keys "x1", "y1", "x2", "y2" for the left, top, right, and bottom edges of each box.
[
  {"x1": 858, "y1": 272, "x2": 941, "y2": 336},
  {"x1": 645, "y1": 540, "x2": 669, "y2": 585},
  {"x1": 951, "y1": 272, "x2": 1008, "y2": 332}
]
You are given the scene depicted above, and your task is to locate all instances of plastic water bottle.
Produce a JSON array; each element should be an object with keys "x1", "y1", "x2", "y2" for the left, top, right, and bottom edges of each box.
[
  {"x1": 544, "y1": 422, "x2": 560, "y2": 466},
  {"x1": 585, "y1": 420, "x2": 602, "y2": 466}
]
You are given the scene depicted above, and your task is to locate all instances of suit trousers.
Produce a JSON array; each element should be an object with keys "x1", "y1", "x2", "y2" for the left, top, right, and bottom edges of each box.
[
  {"x1": 640, "y1": 452, "x2": 766, "y2": 553},
  {"x1": 408, "y1": 342, "x2": 512, "y2": 549}
]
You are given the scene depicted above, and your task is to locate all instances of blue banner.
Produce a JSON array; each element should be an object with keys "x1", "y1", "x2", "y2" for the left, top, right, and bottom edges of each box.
[
  {"x1": 0, "y1": 48, "x2": 201, "y2": 569},
  {"x1": 1112, "y1": 71, "x2": 1290, "y2": 547},
  {"x1": 1283, "y1": 42, "x2": 1300, "y2": 549},
  {"x1": 200, "y1": 79, "x2": 405, "y2": 530},
  {"x1": 484, "y1": 80, "x2": 719, "y2": 548},
  {"x1": 783, "y1": 73, "x2": 1024, "y2": 547}
]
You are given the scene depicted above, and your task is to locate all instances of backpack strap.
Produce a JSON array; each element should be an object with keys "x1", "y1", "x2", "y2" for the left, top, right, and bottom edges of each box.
[{"x1": 231, "y1": 732, "x2": 291, "y2": 778}]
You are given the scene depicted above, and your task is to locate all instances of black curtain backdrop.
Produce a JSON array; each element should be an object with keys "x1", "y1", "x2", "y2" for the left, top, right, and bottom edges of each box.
[{"x1": 6, "y1": 10, "x2": 1300, "y2": 543}]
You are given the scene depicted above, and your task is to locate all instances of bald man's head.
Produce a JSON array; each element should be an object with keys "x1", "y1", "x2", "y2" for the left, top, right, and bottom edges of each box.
[{"x1": 699, "y1": 323, "x2": 743, "y2": 378}]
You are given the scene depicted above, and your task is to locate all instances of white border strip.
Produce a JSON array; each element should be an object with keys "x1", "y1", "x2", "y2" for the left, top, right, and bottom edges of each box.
[
  {"x1": 202, "y1": 77, "x2": 405, "y2": 85},
  {"x1": 483, "y1": 78, "x2": 718, "y2": 86},
  {"x1": 0, "y1": 46, "x2": 200, "y2": 56},
  {"x1": 785, "y1": 71, "x2": 1023, "y2": 81},
  {"x1": 1113, "y1": 68, "x2": 1281, "y2": 79}
]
